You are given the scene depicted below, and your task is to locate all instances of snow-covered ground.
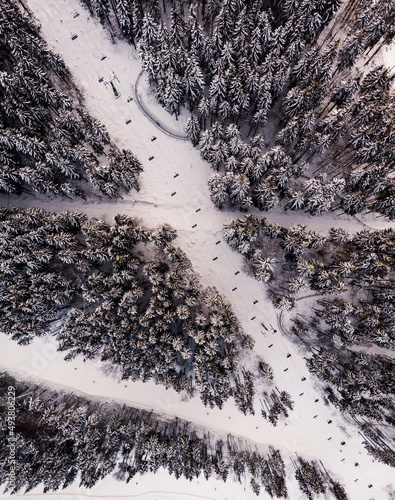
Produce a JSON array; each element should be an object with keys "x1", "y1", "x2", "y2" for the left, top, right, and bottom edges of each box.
[
  {"x1": 381, "y1": 41, "x2": 395, "y2": 68},
  {"x1": 1, "y1": 0, "x2": 394, "y2": 498}
]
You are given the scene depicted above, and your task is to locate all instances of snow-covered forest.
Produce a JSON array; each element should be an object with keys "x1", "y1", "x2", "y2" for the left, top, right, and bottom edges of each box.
[
  {"x1": 222, "y1": 213, "x2": 395, "y2": 466},
  {"x1": 0, "y1": 0, "x2": 394, "y2": 498},
  {"x1": 81, "y1": 0, "x2": 395, "y2": 219},
  {"x1": 0, "y1": 206, "x2": 268, "y2": 414},
  {"x1": 0, "y1": 0, "x2": 142, "y2": 198}
]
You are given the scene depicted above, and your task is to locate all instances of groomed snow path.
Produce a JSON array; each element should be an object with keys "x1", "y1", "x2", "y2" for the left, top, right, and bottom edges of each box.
[{"x1": 0, "y1": 0, "x2": 395, "y2": 499}]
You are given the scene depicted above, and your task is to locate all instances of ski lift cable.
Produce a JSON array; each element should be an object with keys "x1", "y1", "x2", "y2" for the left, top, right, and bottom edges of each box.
[
  {"x1": 128, "y1": 67, "x2": 307, "y2": 410},
  {"x1": 66, "y1": 12, "x2": 331, "y2": 423},
  {"x1": 65, "y1": 2, "x2": 333, "y2": 436},
  {"x1": 53, "y1": 2, "x2": 178, "y2": 198},
  {"x1": 142, "y1": 122, "x2": 365, "y2": 478},
  {"x1": 68, "y1": 8, "x2": 369, "y2": 482},
  {"x1": 142, "y1": 137, "x2": 343, "y2": 446},
  {"x1": 60, "y1": 11, "x2": 258, "y2": 325},
  {"x1": 57, "y1": 5, "x2": 364, "y2": 474}
]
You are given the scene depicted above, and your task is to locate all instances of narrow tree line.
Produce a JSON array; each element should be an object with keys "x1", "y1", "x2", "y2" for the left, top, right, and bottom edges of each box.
[
  {"x1": 259, "y1": 388, "x2": 294, "y2": 427},
  {"x1": 0, "y1": 372, "x2": 348, "y2": 497},
  {"x1": 0, "y1": 372, "x2": 290, "y2": 496}
]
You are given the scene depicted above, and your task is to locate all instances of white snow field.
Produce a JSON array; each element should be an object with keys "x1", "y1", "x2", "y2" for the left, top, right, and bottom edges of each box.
[{"x1": 0, "y1": 0, "x2": 394, "y2": 499}]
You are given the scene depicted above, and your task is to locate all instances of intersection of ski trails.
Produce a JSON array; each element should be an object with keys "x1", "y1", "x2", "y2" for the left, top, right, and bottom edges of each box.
[{"x1": 1, "y1": 0, "x2": 394, "y2": 498}]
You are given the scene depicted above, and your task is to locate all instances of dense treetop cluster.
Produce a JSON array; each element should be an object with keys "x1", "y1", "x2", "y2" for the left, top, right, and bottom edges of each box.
[
  {"x1": 305, "y1": 345, "x2": 395, "y2": 467},
  {"x1": 222, "y1": 214, "x2": 395, "y2": 460},
  {"x1": 0, "y1": 373, "x2": 348, "y2": 497},
  {"x1": 223, "y1": 215, "x2": 394, "y2": 339},
  {"x1": 0, "y1": 0, "x2": 142, "y2": 198},
  {"x1": 0, "y1": 373, "x2": 285, "y2": 495},
  {"x1": 307, "y1": 346, "x2": 394, "y2": 429},
  {"x1": 82, "y1": 0, "x2": 395, "y2": 219},
  {"x1": 0, "y1": 207, "x2": 261, "y2": 411}
]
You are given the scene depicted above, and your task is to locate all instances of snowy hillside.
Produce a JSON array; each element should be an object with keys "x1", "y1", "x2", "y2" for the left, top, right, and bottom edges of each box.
[{"x1": 0, "y1": 0, "x2": 394, "y2": 499}]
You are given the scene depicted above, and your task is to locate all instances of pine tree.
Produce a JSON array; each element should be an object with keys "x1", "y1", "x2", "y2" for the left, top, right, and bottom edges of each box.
[
  {"x1": 208, "y1": 173, "x2": 229, "y2": 208},
  {"x1": 115, "y1": 0, "x2": 134, "y2": 41},
  {"x1": 186, "y1": 115, "x2": 201, "y2": 146},
  {"x1": 198, "y1": 129, "x2": 215, "y2": 161},
  {"x1": 184, "y1": 59, "x2": 204, "y2": 110},
  {"x1": 228, "y1": 173, "x2": 250, "y2": 206}
]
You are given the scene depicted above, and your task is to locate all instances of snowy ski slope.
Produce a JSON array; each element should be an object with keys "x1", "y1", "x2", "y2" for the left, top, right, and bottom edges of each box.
[{"x1": 0, "y1": 0, "x2": 394, "y2": 498}]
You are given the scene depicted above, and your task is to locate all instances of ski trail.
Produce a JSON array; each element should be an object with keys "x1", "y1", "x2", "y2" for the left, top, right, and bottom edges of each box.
[{"x1": 0, "y1": 1, "x2": 393, "y2": 499}]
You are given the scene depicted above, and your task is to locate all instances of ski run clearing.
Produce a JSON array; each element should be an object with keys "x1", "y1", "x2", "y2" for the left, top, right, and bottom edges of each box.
[{"x1": 0, "y1": 0, "x2": 395, "y2": 499}]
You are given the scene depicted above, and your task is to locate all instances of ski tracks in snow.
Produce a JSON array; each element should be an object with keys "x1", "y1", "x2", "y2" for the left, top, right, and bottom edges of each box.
[
  {"x1": 134, "y1": 71, "x2": 188, "y2": 141},
  {"x1": 3, "y1": 0, "x2": 394, "y2": 498}
]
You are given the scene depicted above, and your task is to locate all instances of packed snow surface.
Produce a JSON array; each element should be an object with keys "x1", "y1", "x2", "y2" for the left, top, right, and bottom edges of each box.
[{"x1": 0, "y1": 0, "x2": 394, "y2": 499}]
